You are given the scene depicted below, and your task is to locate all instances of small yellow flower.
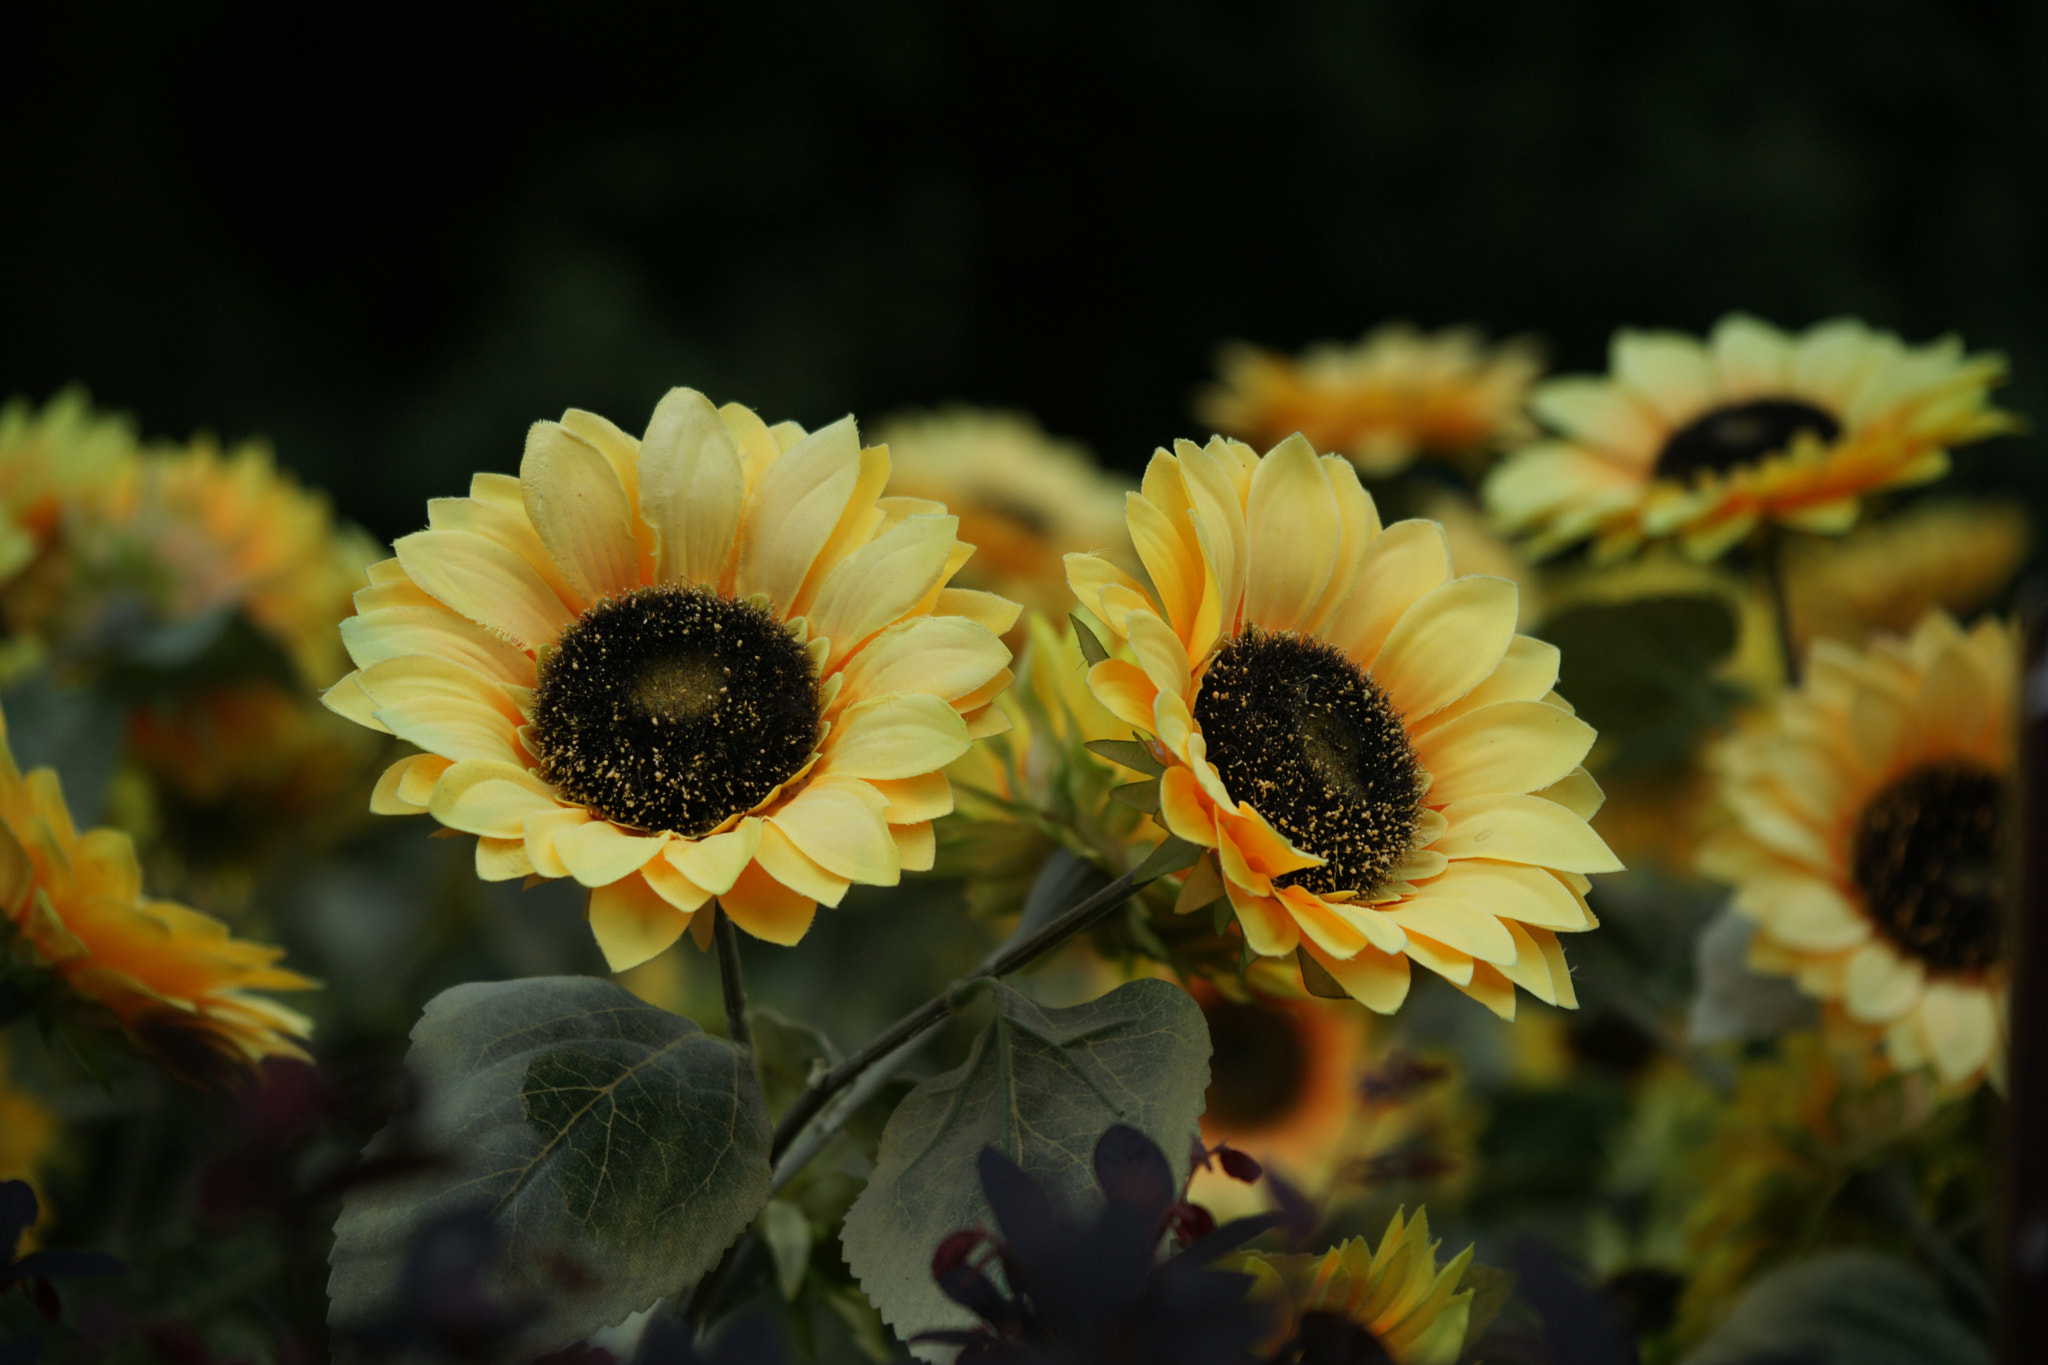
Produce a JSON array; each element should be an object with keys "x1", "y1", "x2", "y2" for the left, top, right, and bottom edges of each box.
[
  {"x1": 0, "y1": 388, "x2": 138, "y2": 586},
  {"x1": 1484, "y1": 315, "x2": 2015, "y2": 561},
  {"x1": 0, "y1": 705, "x2": 314, "y2": 1084},
  {"x1": 1199, "y1": 325, "x2": 1542, "y2": 480},
  {"x1": 875, "y1": 408, "x2": 1133, "y2": 629},
  {"x1": 1068, "y1": 435, "x2": 1616, "y2": 1018},
  {"x1": 1238, "y1": 1208, "x2": 1477, "y2": 1364},
  {"x1": 326, "y1": 391, "x2": 1017, "y2": 967},
  {"x1": 1699, "y1": 612, "x2": 2015, "y2": 1089}
]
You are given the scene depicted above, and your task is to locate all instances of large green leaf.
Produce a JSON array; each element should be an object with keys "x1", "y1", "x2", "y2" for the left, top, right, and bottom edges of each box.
[
  {"x1": 840, "y1": 977, "x2": 1209, "y2": 1343},
  {"x1": 327, "y1": 976, "x2": 772, "y2": 1361},
  {"x1": 1679, "y1": 1252, "x2": 1991, "y2": 1365}
]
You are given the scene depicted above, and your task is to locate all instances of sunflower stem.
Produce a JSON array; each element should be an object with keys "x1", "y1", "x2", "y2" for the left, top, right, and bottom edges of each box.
[
  {"x1": 1763, "y1": 523, "x2": 1802, "y2": 687},
  {"x1": 766, "y1": 856, "x2": 1157, "y2": 1164},
  {"x1": 712, "y1": 906, "x2": 752, "y2": 1052}
]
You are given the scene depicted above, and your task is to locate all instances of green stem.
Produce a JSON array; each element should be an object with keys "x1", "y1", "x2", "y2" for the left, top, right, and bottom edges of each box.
[
  {"x1": 713, "y1": 905, "x2": 752, "y2": 1052},
  {"x1": 1763, "y1": 523, "x2": 1802, "y2": 687}
]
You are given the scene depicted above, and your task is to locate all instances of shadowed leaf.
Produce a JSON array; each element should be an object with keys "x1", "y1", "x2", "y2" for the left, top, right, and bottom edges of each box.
[
  {"x1": 841, "y1": 978, "x2": 1209, "y2": 1343},
  {"x1": 328, "y1": 976, "x2": 771, "y2": 1362}
]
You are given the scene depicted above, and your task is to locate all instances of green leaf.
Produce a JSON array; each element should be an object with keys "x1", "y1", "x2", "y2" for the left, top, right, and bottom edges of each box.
[
  {"x1": 1085, "y1": 738, "x2": 1165, "y2": 776},
  {"x1": 1109, "y1": 778, "x2": 1161, "y2": 813},
  {"x1": 1679, "y1": 1252, "x2": 1990, "y2": 1365},
  {"x1": 1070, "y1": 611, "x2": 1112, "y2": 666},
  {"x1": 1541, "y1": 594, "x2": 1741, "y2": 769},
  {"x1": 841, "y1": 978, "x2": 1210, "y2": 1342},
  {"x1": 327, "y1": 976, "x2": 772, "y2": 1360}
]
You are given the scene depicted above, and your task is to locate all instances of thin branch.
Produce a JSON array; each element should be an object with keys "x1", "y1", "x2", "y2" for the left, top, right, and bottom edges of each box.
[
  {"x1": 713, "y1": 906, "x2": 752, "y2": 1052},
  {"x1": 767, "y1": 851, "x2": 1168, "y2": 1164}
]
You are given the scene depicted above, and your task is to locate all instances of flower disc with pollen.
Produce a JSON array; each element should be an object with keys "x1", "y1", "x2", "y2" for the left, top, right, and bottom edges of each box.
[
  {"x1": 1068, "y1": 433, "x2": 1618, "y2": 1019},
  {"x1": 1483, "y1": 314, "x2": 2015, "y2": 562},
  {"x1": 1193, "y1": 632, "x2": 1423, "y2": 899},
  {"x1": 1700, "y1": 611, "x2": 2016, "y2": 1090},
  {"x1": 532, "y1": 586, "x2": 820, "y2": 837},
  {"x1": 325, "y1": 388, "x2": 1018, "y2": 968}
]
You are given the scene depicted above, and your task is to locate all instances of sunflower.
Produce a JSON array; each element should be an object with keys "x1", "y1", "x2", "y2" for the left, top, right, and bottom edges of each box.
[
  {"x1": 1483, "y1": 315, "x2": 2016, "y2": 562},
  {"x1": 1198, "y1": 325, "x2": 1542, "y2": 480},
  {"x1": 1189, "y1": 981, "x2": 1370, "y2": 1214},
  {"x1": 873, "y1": 408, "x2": 1132, "y2": 628},
  {"x1": 1698, "y1": 612, "x2": 2015, "y2": 1089},
  {"x1": 0, "y1": 703, "x2": 314, "y2": 1084},
  {"x1": 0, "y1": 388, "x2": 138, "y2": 588},
  {"x1": 325, "y1": 390, "x2": 1017, "y2": 968},
  {"x1": 1067, "y1": 435, "x2": 1616, "y2": 1018},
  {"x1": 1236, "y1": 1208, "x2": 1477, "y2": 1364}
]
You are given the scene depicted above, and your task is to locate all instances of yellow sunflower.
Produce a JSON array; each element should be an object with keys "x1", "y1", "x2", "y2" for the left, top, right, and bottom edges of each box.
[
  {"x1": 1698, "y1": 611, "x2": 2015, "y2": 1089},
  {"x1": 325, "y1": 390, "x2": 1018, "y2": 968},
  {"x1": 1483, "y1": 315, "x2": 2016, "y2": 561},
  {"x1": 0, "y1": 704, "x2": 314, "y2": 1084},
  {"x1": 1198, "y1": 325, "x2": 1542, "y2": 480},
  {"x1": 0, "y1": 388, "x2": 138, "y2": 587},
  {"x1": 873, "y1": 408, "x2": 1132, "y2": 628},
  {"x1": 1067, "y1": 435, "x2": 1617, "y2": 1018},
  {"x1": 1237, "y1": 1208, "x2": 1476, "y2": 1364}
]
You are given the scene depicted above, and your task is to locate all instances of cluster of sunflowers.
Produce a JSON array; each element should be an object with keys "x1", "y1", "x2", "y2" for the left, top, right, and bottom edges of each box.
[{"x1": 0, "y1": 311, "x2": 2026, "y2": 1365}]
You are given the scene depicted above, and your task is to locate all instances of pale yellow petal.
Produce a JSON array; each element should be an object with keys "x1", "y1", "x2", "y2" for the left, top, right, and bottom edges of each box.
[
  {"x1": 667, "y1": 819, "x2": 763, "y2": 896},
  {"x1": 1919, "y1": 982, "x2": 1998, "y2": 1084},
  {"x1": 808, "y1": 514, "x2": 961, "y2": 671},
  {"x1": 640, "y1": 386, "x2": 746, "y2": 587},
  {"x1": 1435, "y1": 795, "x2": 1623, "y2": 872},
  {"x1": 1842, "y1": 941, "x2": 1925, "y2": 1023},
  {"x1": 1324, "y1": 519, "x2": 1451, "y2": 666},
  {"x1": 1309, "y1": 942, "x2": 1411, "y2": 1013},
  {"x1": 819, "y1": 693, "x2": 972, "y2": 780},
  {"x1": 523, "y1": 806, "x2": 592, "y2": 878},
  {"x1": 341, "y1": 605, "x2": 534, "y2": 685},
  {"x1": 427, "y1": 759, "x2": 560, "y2": 838},
  {"x1": 753, "y1": 824, "x2": 852, "y2": 907},
  {"x1": 587, "y1": 874, "x2": 691, "y2": 972},
  {"x1": 522, "y1": 420, "x2": 641, "y2": 603},
  {"x1": 1370, "y1": 575, "x2": 1521, "y2": 719},
  {"x1": 833, "y1": 616, "x2": 1010, "y2": 711},
  {"x1": 554, "y1": 820, "x2": 670, "y2": 888},
  {"x1": 1226, "y1": 877, "x2": 1300, "y2": 956},
  {"x1": 769, "y1": 777, "x2": 899, "y2": 885},
  {"x1": 736, "y1": 415, "x2": 863, "y2": 614},
  {"x1": 394, "y1": 528, "x2": 574, "y2": 650},
  {"x1": 1243, "y1": 434, "x2": 1339, "y2": 633},
  {"x1": 1414, "y1": 700, "x2": 1595, "y2": 804},
  {"x1": 719, "y1": 862, "x2": 818, "y2": 946},
  {"x1": 933, "y1": 588, "x2": 1021, "y2": 636}
]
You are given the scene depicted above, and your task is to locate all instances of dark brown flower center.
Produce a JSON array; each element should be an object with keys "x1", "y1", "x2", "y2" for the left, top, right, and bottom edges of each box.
[
  {"x1": 531, "y1": 585, "x2": 820, "y2": 837},
  {"x1": 1192, "y1": 631, "x2": 1424, "y2": 898},
  {"x1": 1851, "y1": 761, "x2": 2007, "y2": 975},
  {"x1": 1203, "y1": 999, "x2": 1310, "y2": 1131},
  {"x1": 1653, "y1": 398, "x2": 1841, "y2": 483}
]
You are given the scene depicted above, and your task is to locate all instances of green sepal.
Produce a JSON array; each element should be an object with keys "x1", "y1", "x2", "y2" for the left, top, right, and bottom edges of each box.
[
  {"x1": 1109, "y1": 779, "x2": 1161, "y2": 813},
  {"x1": 1070, "y1": 612, "x2": 1112, "y2": 666},
  {"x1": 1297, "y1": 946, "x2": 1350, "y2": 1000},
  {"x1": 1084, "y1": 738, "x2": 1166, "y2": 776}
]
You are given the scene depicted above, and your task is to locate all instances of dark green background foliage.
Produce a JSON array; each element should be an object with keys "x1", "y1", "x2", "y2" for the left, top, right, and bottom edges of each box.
[{"x1": 5, "y1": 0, "x2": 2045, "y2": 538}]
